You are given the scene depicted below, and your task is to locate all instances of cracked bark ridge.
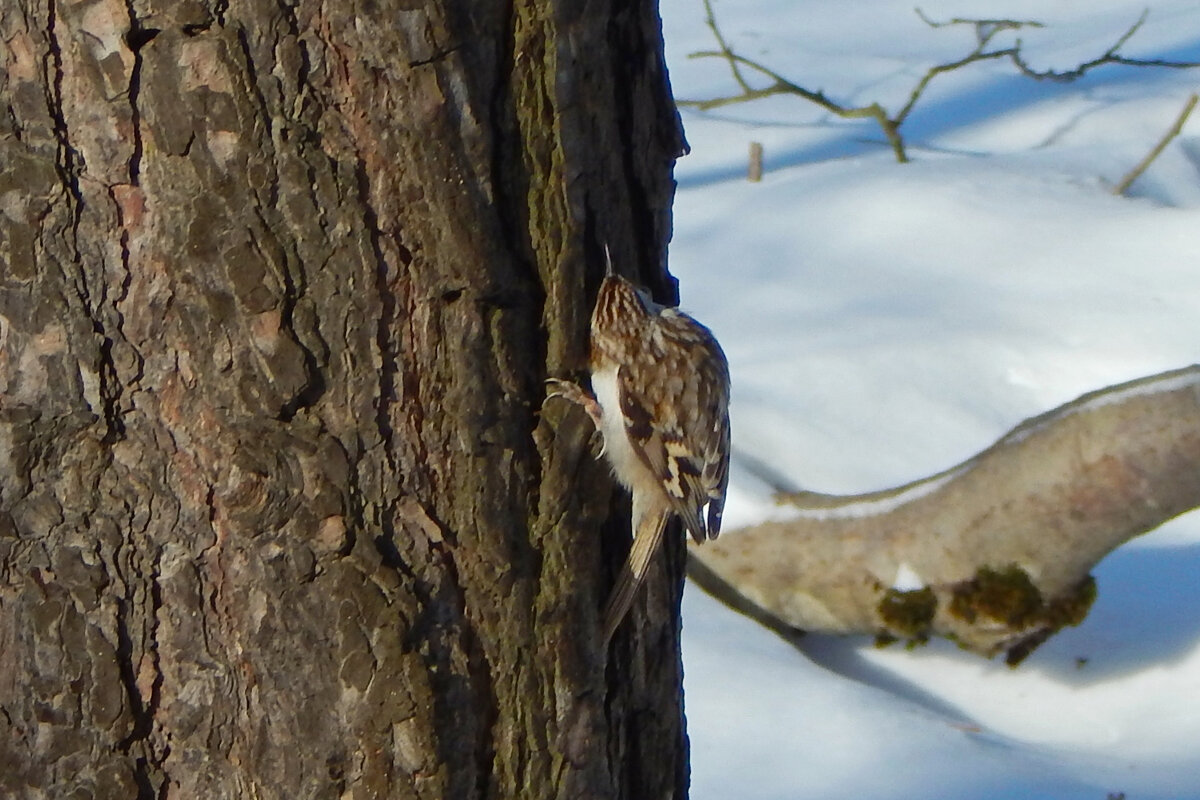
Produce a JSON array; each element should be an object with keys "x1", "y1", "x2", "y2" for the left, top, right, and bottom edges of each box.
[
  {"x1": 1, "y1": 0, "x2": 687, "y2": 798},
  {"x1": 690, "y1": 366, "x2": 1200, "y2": 664}
]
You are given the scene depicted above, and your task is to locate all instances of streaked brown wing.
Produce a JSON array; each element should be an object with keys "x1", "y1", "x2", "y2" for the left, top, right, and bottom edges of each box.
[
  {"x1": 615, "y1": 362, "x2": 710, "y2": 542},
  {"x1": 661, "y1": 307, "x2": 731, "y2": 540}
]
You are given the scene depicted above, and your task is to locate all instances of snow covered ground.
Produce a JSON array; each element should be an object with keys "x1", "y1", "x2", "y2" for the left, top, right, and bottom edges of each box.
[{"x1": 662, "y1": 1, "x2": 1200, "y2": 797}]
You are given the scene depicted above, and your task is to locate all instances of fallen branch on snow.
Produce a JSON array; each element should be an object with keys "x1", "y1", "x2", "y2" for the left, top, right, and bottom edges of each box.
[{"x1": 689, "y1": 365, "x2": 1200, "y2": 664}]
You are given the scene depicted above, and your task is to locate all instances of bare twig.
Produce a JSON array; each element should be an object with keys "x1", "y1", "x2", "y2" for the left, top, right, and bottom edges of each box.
[
  {"x1": 914, "y1": 8, "x2": 1043, "y2": 39},
  {"x1": 681, "y1": 6, "x2": 1200, "y2": 163},
  {"x1": 684, "y1": 48, "x2": 907, "y2": 160},
  {"x1": 1005, "y1": 11, "x2": 1200, "y2": 81},
  {"x1": 700, "y1": 0, "x2": 752, "y2": 93},
  {"x1": 1112, "y1": 92, "x2": 1199, "y2": 195}
]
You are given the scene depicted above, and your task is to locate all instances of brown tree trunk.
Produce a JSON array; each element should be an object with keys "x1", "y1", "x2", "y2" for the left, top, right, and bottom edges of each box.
[{"x1": 0, "y1": 1, "x2": 687, "y2": 798}]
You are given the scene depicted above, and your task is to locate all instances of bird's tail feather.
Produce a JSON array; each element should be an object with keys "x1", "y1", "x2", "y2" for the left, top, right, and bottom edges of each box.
[{"x1": 602, "y1": 511, "x2": 670, "y2": 645}]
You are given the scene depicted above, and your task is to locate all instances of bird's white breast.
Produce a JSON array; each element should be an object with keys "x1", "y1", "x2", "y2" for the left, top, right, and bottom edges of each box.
[{"x1": 591, "y1": 363, "x2": 647, "y2": 493}]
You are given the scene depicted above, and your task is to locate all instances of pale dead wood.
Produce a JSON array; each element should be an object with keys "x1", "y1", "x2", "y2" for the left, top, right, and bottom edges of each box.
[
  {"x1": 689, "y1": 366, "x2": 1200, "y2": 664},
  {"x1": 748, "y1": 141, "x2": 764, "y2": 182}
]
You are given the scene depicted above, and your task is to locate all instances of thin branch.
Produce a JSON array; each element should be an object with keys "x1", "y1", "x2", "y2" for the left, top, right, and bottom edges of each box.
[
  {"x1": 683, "y1": 49, "x2": 910, "y2": 161},
  {"x1": 914, "y1": 8, "x2": 1044, "y2": 46},
  {"x1": 892, "y1": 47, "x2": 1009, "y2": 127},
  {"x1": 684, "y1": 50, "x2": 845, "y2": 113},
  {"x1": 1009, "y1": 11, "x2": 1200, "y2": 82},
  {"x1": 700, "y1": 0, "x2": 752, "y2": 93},
  {"x1": 1112, "y1": 92, "x2": 1199, "y2": 195},
  {"x1": 682, "y1": 6, "x2": 1200, "y2": 163}
]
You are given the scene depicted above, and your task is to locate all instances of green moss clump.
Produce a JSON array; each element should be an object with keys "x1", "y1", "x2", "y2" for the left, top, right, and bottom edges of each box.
[
  {"x1": 949, "y1": 565, "x2": 1099, "y2": 666},
  {"x1": 1043, "y1": 575, "x2": 1097, "y2": 629},
  {"x1": 877, "y1": 586, "x2": 937, "y2": 646},
  {"x1": 949, "y1": 565, "x2": 1042, "y2": 626}
]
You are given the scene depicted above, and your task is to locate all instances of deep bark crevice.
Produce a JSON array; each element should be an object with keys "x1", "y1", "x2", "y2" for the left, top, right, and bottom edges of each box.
[
  {"x1": 121, "y1": 16, "x2": 152, "y2": 186},
  {"x1": 44, "y1": 0, "x2": 83, "y2": 219}
]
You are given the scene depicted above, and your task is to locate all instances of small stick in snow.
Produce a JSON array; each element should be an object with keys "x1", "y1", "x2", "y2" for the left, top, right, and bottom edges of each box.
[
  {"x1": 1112, "y1": 93, "x2": 1198, "y2": 196},
  {"x1": 748, "y1": 141, "x2": 763, "y2": 182}
]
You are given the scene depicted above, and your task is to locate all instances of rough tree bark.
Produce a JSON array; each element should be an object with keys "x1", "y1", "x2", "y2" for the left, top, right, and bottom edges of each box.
[
  {"x1": 0, "y1": 1, "x2": 688, "y2": 798},
  {"x1": 691, "y1": 366, "x2": 1200, "y2": 665}
]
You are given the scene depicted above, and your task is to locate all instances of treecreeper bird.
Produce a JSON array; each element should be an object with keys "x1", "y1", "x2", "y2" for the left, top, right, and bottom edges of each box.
[{"x1": 549, "y1": 249, "x2": 731, "y2": 644}]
